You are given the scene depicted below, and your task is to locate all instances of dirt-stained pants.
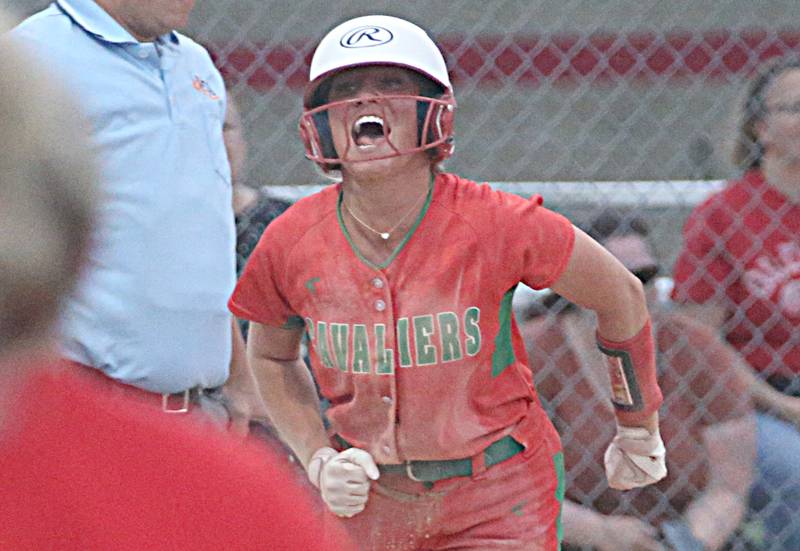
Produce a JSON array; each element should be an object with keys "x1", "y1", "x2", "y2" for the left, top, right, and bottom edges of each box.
[{"x1": 325, "y1": 424, "x2": 564, "y2": 551}]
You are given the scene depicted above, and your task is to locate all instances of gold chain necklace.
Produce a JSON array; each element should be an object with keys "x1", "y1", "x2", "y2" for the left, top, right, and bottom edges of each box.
[{"x1": 343, "y1": 187, "x2": 428, "y2": 240}]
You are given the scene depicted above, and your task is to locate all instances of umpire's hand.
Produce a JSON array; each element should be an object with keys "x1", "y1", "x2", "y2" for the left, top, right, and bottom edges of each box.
[{"x1": 308, "y1": 447, "x2": 380, "y2": 518}]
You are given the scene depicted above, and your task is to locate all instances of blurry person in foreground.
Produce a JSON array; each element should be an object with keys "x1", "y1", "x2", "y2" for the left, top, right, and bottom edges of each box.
[
  {"x1": 522, "y1": 212, "x2": 800, "y2": 550},
  {"x1": 0, "y1": 19, "x2": 348, "y2": 551}
]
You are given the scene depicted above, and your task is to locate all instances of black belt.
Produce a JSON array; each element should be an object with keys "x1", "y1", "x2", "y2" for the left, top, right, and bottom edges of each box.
[{"x1": 366, "y1": 435, "x2": 524, "y2": 483}]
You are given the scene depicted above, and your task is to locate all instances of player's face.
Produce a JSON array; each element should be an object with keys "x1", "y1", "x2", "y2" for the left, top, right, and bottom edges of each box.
[
  {"x1": 759, "y1": 68, "x2": 800, "y2": 167},
  {"x1": 325, "y1": 66, "x2": 426, "y2": 170},
  {"x1": 98, "y1": 0, "x2": 196, "y2": 41}
]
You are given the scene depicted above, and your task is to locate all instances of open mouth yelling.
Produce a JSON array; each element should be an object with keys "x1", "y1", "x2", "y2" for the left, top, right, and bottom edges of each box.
[{"x1": 352, "y1": 115, "x2": 388, "y2": 148}]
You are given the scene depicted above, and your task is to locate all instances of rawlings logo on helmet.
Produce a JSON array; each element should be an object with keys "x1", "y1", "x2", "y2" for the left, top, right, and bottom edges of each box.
[{"x1": 340, "y1": 26, "x2": 393, "y2": 48}]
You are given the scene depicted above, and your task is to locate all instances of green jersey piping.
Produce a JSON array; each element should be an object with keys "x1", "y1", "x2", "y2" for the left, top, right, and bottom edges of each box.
[{"x1": 337, "y1": 175, "x2": 434, "y2": 270}]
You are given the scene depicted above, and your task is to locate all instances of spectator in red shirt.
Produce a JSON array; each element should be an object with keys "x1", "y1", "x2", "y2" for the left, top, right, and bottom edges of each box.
[
  {"x1": 0, "y1": 16, "x2": 348, "y2": 551},
  {"x1": 672, "y1": 57, "x2": 800, "y2": 424},
  {"x1": 522, "y1": 212, "x2": 800, "y2": 550}
]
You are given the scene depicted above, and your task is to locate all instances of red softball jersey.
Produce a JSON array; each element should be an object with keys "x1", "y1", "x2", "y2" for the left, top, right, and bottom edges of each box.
[
  {"x1": 672, "y1": 170, "x2": 800, "y2": 377},
  {"x1": 230, "y1": 173, "x2": 575, "y2": 464}
]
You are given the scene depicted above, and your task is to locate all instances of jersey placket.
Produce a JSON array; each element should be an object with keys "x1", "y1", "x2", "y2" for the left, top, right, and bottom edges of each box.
[{"x1": 368, "y1": 271, "x2": 402, "y2": 464}]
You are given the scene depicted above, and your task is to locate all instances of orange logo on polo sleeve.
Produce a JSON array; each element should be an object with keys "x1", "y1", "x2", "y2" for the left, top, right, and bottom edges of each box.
[{"x1": 192, "y1": 76, "x2": 220, "y2": 100}]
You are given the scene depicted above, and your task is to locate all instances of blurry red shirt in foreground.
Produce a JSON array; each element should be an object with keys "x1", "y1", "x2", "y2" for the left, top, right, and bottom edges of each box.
[{"x1": 0, "y1": 359, "x2": 352, "y2": 551}]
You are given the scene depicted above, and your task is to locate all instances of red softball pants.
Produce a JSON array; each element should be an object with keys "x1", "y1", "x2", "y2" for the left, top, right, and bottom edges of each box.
[{"x1": 324, "y1": 424, "x2": 564, "y2": 551}]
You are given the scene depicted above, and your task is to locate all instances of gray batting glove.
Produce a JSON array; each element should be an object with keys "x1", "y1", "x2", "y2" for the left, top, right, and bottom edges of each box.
[{"x1": 308, "y1": 447, "x2": 380, "y2": 518}]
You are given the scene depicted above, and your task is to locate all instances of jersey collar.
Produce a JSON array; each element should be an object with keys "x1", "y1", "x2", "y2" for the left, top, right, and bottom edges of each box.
[
  {"x1": 337, "y1": 173, "x2": 436, "y2": 270},
  {"x1": 56, "y1": 0, "x2": 179, "y2": 45}
]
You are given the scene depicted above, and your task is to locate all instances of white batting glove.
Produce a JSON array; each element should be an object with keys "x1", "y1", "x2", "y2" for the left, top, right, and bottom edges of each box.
[
  {"x1": 307, "y1": 447, "x2": 380, "y2": 518},
  {"x1": 307, "y1": 447, "x2": 338, "y2": 489},
  {"x1": 604, "y1": 425, "x2": 667, "y2": 490}
]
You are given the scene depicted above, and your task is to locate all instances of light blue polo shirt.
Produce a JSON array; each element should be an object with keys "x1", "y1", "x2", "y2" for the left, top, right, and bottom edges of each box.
[{"x1": 11, "y1": 0, "x2": 235, "y2": 393}]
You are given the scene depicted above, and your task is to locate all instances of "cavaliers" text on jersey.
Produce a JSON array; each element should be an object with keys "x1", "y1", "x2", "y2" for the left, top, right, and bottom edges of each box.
[{"x1": 305, "y1": 307, "x2": 481, "y2": 374}]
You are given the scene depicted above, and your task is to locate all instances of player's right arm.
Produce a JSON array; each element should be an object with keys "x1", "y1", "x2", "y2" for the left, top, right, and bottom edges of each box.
[
  {"x1": 247, "y1": 322, "x2": 379, "y2": 518},
  {"x1": 246, "y1": 321, "x2": 329, "y2": 469}
]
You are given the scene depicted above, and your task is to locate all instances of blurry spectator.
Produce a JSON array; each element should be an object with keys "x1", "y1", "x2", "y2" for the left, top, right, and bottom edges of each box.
[
  {"x1": 222, "y1": 96, "x2": 292, "y2": 278},
  {"x1": 0, "y1": 23, "x2": 349, "y2": 551},
  {"x1": 672, "y1": 57, "x2": 800, "y2": 422},
  {"x1": 9, "y1": 0, "x2": 265, "y2": 433},
  {"x1": 521, "y1": 212, "x2": 800, "y2": 550},
  {"x1": 221, "y1": 94, "x2": 305, "y2": 458}
]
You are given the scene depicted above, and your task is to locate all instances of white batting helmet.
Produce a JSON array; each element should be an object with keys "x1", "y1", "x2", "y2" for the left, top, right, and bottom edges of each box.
[
  {"x1": 299, "y1": 15, "x2": 456, "y2": 171},
  {"x1": 303, "y1": 15, "x2": 452, "y2": 106}
]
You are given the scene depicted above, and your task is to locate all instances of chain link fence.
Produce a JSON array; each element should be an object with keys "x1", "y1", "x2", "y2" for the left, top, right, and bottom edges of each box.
[
  {"x1": 207, "y1": 2, "x2": 800, "y2": 547},
  {"x1": 10, "y1": 1, "x2": 800, "y2": 549},
  {"x1": 185, "y1": 0, "x2": 800, "y2": 275}
]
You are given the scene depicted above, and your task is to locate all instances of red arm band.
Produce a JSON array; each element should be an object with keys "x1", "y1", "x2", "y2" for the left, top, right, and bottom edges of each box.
[{"x1": 596, "y1": 318, "x2": 663, "y2": 425}]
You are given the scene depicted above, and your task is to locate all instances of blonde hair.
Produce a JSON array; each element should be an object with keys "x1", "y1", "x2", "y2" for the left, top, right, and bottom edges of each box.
[{"x1": 0, "y1": 20, "x2": 96, "y2": 350}]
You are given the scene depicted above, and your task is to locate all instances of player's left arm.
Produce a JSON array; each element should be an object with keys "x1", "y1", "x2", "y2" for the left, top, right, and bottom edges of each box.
[
  {"x1": 550, "y1": 227, "x2": 665, "y2": 489},
  {"x1": 550, "y1": 227, "x2": 658, "y2": 426},
  {"x1": 222, "y1": 316, "x2": 269, "y2": 436}
]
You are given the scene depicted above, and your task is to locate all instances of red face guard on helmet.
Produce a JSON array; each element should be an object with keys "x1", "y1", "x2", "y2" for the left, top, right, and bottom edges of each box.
[{"x1": 299, "y1": 92, "x2": 456, "y2": 170}]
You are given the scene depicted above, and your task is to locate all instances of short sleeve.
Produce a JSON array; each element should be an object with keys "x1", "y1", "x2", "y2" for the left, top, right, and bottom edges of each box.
[
  {"x1": 671, "y1": 198, "x2": 734, "y2": 304},
  {"x1": 513, "y1": 196, "x2": 575, "y2": 290},
  {"x1": 228, "y1": 223, "x2": 299, "y2": 328}
]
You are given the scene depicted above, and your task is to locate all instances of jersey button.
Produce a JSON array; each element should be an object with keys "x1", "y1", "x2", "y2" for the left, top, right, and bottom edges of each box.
[
  {"x1": 372, "y1": 277, "x2": 384, "y2": 289},
  {"x1": 381, "y1": 396, "x2": 392, "y2": 405},
  {"x1": 382, "y1": 445, "x2": 391, "y2": 455},
  {"x1": 375, "y1": 299, "x2": 386, "y2": 312}
]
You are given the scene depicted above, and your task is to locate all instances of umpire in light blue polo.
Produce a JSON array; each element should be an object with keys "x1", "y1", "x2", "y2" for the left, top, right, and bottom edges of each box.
[{"x1": 9, "y1": 0, "x2": 265, "y2": 428}]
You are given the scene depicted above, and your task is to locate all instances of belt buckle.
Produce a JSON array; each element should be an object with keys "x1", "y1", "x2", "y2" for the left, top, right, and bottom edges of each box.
[
  {"x1": 405, "y1": 461, "x2": 423, "y2": 482},
  {"x1": 162, "y1": 389, "x2": 190, "y2": 413}
]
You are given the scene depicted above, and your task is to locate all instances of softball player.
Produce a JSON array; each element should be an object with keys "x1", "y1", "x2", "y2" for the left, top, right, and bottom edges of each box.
[{"x1": 230, "y1": 14, "x2": 666, "y2": 550}]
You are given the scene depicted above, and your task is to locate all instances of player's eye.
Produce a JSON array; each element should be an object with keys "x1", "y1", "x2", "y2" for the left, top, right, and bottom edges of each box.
[
  {"x1": 382, "y1": 77, "x2": 403, "y2": 88},
  {"x1": 379, "y1": 76, "x2": 415, "y2": 93},
  {"x1": 329, "y1": 80, "x2": 359, "y2": 100}
]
